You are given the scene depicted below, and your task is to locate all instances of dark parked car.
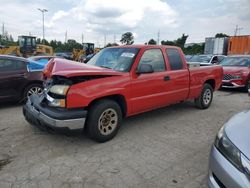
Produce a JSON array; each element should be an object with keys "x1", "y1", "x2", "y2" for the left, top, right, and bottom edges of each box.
[{"x1": 0, "y1": 55, "x2": 44, "y2": 102}]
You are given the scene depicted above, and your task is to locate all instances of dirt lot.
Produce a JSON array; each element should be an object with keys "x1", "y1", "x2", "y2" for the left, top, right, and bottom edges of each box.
[{"x1": 0, "y1": 90, "x2": 249, "y2": 188}]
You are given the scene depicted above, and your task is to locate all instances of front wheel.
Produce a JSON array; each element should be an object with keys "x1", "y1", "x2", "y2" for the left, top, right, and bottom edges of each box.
[
  {"x1": 86, "y1": 99, "x2": 122, "y2": 143},
  {"x1": 195, "y1": 83, "x2": 213, "y2": 109}
]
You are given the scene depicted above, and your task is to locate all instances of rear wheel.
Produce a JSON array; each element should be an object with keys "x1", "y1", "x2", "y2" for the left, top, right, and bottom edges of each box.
[
  {"x1": 195, "y1": 83, "x2": 213, "y2": 109},
  {"x1": 86, "y1": 99, "x2": 122, "y2": 143}
]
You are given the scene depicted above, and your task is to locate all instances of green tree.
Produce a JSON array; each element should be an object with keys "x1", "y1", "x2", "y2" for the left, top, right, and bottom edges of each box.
[
  {"x1": 120, "y1": 32, "x2": 134, "y2": 45},
  {"x1": 105, "y1": 43, "x2": 119, "y2": 47},
  {"x1": 148, "y1": 39, "x2": 157, "y2": 45},
  {"x1": 41, "y1": 39, "x2": 49, "y2": 45},
  {"x1": 161, "y1": 40, "x2": 175, "y2": 45},
  {"x1": 161, "y1": 33, "x2": 188, "y2": 48},
  {"x1": 36, "y1": 38, "x2": 42, "y2": 44},
  {"x1": 183, "y1": 43, "x2": 205, "y2": 55},
  {"x1": 215, "y1": 33, "x2": 229, "y2": 38},
  {"x1": 0, "y1": 34, "x2": 18, "y2": 46},
  {"x1": 175, "y1": 34, "x2": 188, "y2": 48}
]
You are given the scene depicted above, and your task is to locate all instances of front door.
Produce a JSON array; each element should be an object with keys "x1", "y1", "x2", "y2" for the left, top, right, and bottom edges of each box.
[{"x1": 130, "y1": 48, "x2": 171, "y2": 114}]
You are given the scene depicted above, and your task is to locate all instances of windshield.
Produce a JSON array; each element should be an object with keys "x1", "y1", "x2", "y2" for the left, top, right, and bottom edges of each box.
[
  {"x1": 220, "y1": 57, "x2": 250, "y2": 67},
  {"x1": 87, "y1": 47, "x2": 139, "y2": 72},
  {"x1": 189, "y1": 55, "x2": 212, "y2": 63}
]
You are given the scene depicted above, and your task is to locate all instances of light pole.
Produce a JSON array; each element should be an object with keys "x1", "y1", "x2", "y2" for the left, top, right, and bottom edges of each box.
[{"x1": 38, "y1": 8, "x2": 48, "y2": 43}]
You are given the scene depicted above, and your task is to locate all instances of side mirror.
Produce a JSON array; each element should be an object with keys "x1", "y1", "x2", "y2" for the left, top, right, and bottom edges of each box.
[{"x1": 136, "y1": 64, "x2": 154, "y2": 74}]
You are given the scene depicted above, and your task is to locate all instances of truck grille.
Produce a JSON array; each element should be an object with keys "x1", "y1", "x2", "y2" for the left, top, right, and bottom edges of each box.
[{"x1": 223, "y1": 74, "x2": 238, "y2": 80}]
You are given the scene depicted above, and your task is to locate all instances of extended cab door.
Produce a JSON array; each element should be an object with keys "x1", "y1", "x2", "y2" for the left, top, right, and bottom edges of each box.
[
  {"x1": 130, "y1": 48, "x2": 171, "y2": 114},
  {"x1": 164, "y1": 48, "x2": 189, "y2": 102},
  {"x1": 0, "y1": 58, "x2": 28, "y2": 99}
]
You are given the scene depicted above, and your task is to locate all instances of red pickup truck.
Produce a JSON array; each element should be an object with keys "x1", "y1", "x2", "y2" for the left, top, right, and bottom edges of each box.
[{"x1": 23, "y1": 45, "x2": 223, "y2": 142}]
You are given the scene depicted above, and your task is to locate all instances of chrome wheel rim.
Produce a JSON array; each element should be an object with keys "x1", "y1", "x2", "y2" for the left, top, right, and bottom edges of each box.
[
  {"x1": 203, "y1": 89, "x2": 211, "y2": 105},
  {"x1": 27, "y1": 87, "x2": 43, "y2": 97},
  {"x1": 98, "y1": 108, "x2": 118, "y2": 135}
]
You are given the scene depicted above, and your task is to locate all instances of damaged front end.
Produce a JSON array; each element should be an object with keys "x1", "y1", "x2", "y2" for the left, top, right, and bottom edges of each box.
[
  {"x1": 22, "y1": 75, "x2": 95, "y2": 131},
  {"x1": 43, "y1": 75, "x2": 110, "y2": 108}
]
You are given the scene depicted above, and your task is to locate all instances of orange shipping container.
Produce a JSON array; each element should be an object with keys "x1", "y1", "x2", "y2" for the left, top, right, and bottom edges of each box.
[{"x1": 228, "y1": 35, "x2": 250, "y2": 55}]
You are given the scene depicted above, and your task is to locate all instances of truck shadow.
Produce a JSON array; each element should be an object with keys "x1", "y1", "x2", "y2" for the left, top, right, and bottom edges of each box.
[
  {"x1": 0, "y1": 101, "x2": 21, "y2": 109},
  {"x1": 218, "y1": 87, "x2": 247, "y2": 95},
  {"x1": 25, "y1": 100, "x2": 196, "y2": 144}
]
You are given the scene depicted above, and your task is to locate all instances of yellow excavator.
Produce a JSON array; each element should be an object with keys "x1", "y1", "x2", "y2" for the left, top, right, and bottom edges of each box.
[
  {"x1": 72, "y1": 43, "x2": 101, "y2": 61},
  {"x1": 0, "y1": 35, "x2": 53, "y2": 57}
]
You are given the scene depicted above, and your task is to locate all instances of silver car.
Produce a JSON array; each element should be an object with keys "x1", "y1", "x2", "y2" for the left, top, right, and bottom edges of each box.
[{"x1": 208, "y1": 110, "x2": 250, "y2": 188}]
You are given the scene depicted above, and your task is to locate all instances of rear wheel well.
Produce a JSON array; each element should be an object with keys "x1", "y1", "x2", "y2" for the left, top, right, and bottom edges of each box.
[
  {"x1": 21, "y1": 81, "x2": 43, "y2": 98},
  {"x1": 22, "y1": 81, "x2": 43, "y2": 92},
  {"x1": 204, "y1": 79, "x2": 215, "y2": 90},
  {"x1": 87, "y1": 95, "x2": 127, "y2": 117}
]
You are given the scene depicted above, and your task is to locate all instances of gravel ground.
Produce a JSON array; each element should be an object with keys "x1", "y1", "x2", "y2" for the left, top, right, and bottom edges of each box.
[{"x1": 0, "y1": 89, "x2": 249, "y2": 188}]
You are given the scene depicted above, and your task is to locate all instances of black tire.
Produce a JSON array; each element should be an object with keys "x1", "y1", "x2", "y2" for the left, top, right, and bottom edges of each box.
[
  {"x1": 86, "y1": 99, "x2": 122, "y2": 143},
  {"x1": 195, "y1": 83, "x2": 213, "y2": 109},
  {"x1": 22, "y1": 83, "x2": 43, "y2": 102}
]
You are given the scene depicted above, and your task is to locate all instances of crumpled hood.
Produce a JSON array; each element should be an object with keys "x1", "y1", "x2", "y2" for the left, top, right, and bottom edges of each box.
[
  {"x1": 44, "y1": 58, "x2": 123, "y2": 78},
  {"x1": 224, "y1": 109, "x2": 250, "y2": 159},
  {"x1": 223, "y1": 66, "x2": 250, "y2": 75}
]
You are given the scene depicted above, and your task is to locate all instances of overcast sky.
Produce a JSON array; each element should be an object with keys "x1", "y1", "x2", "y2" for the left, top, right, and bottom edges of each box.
[{"x1": 0, "y1": 0, "x2": 249, "y2": 46}]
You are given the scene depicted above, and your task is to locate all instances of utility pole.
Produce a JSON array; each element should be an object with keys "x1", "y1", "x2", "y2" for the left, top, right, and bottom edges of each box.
[
  {"x1": 234, "y1": 25, "x2": 243, "y2": 36},
  {"x1": 157, "y1": 30, "x2": 160, "y2": 45},
  {"x1": 65, "y1": 30, "x2": 67, "y2": 43},
  {"x1": 114, "y1": 34, "x2": 116, "y2": 44},
  {"x1": 2, "y1": 22, "x2": 4, "y2": 36},
  {"x1": 82, "y1": 33, "x2": 84, "y2": 44},
  {"x1": 38, "y1": 8, "x2": 48, "y2": 43},
  {"x1": 104, "y1": 34, "x2": 106, "y2": 47}
]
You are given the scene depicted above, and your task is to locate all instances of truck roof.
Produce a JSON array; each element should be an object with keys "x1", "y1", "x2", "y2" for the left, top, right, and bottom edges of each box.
[{"x1": 107, "y1": 45, "x2": 181, "y2": 50}]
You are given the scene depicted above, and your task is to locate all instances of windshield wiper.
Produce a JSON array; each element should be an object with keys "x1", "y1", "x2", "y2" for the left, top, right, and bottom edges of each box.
[{"x1": 99, "y1": 65, "x2": 112, "y2": 69}]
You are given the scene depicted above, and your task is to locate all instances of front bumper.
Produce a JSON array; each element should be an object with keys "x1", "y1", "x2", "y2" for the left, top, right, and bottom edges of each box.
[
  {"x1": 208, "y1": 145, "x2": 250, "y2": 188},
  {"x1": 23, "y1": 94, "x2": 87, "y2": 131},
  {"x1": 222, "y1": 80, "x2": 245, "y2": 88}
]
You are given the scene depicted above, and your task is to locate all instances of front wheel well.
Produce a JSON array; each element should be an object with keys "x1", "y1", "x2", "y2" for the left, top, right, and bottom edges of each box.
[
  {"x1": 87, "y1": 94, "x2": 127, "y2": 117},
  {"x1": 204, "y1": 79, "x2": 215, "y2": 90}
]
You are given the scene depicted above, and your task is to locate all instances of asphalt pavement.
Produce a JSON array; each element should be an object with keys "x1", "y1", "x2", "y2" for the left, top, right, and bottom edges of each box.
[{"x1": 0, "y1": 89, "x2": 249, "y2": 188}]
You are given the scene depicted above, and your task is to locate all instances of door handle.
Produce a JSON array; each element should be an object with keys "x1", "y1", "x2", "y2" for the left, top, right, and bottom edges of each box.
[
  {"x1": 164, "y1": 76, "x2": 170, "y2": 81},
  {"x1": 16, "y1": 73, "x2": 27, "y2": 78}
]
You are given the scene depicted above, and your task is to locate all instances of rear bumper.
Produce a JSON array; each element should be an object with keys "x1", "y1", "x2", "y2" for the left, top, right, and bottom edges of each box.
[
  {"x1": 23, "y1": 94, "x2": 87, "y2": 130},
  {"x1": 208, "y1": 146, "x2": 250, "y2": 188}
]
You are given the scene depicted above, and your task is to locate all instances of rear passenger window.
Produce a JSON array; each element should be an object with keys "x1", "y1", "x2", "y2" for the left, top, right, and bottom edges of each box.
[
  {"x1": 138, "y1": 49, "x2": 166, "y2": 72},
  {"x1": 166, "y1": 49, "x2": 183, "y2": 70},
  {"x1": 0, "y1": 59, "x2": 26, "y2": 71}
]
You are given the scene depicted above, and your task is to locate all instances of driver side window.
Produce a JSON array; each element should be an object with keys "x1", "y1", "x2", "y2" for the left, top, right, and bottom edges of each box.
[{"x1": 138, "y1": 49, "x2": 166, "y2": 72}]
